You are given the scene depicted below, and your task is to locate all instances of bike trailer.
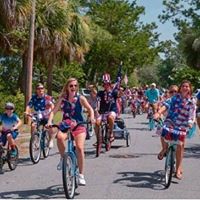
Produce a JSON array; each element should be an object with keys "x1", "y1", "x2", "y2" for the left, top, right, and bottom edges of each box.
[{"x1": 113, "y1": 118, "x2": 130, "y2": 147}]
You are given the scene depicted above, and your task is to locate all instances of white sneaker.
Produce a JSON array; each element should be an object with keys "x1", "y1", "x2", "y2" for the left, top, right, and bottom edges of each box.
[
  {"x1": 48, "y1": 139, "x2": 54, "y2": 149},
  {"x1": 57, "y1": 158, "x2": 63, "y2": 171},
  {"x1": 78, "y1": 174, "x2": 86, "y2": 186}
]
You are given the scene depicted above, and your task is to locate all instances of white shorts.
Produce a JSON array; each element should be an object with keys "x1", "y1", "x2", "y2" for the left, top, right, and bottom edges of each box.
[{"x1": 97, "y1": 111, "x2": 117, "y2": 121}]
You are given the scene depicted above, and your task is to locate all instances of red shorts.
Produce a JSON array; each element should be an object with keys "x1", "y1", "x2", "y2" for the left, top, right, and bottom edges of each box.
[{"x1": 59, "y1": 119, "x2": 86, "y2": 137}]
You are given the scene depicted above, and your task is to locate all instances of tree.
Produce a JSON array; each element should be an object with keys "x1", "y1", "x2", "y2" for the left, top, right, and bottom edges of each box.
[
  {"x1": 159, "y1": 0, "x2": 200, "y2": 69},
  {"x1": 82, "y1": 0, "x2": 160, "y2": 84}
]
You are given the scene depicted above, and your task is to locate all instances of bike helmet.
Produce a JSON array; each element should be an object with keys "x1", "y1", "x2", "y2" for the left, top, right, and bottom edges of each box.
[{"x1": 5, "y1": 102, "x2": 15, "y2": 110}]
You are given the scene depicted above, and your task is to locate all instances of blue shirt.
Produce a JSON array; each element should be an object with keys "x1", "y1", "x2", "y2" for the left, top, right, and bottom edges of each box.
[
  {"x1": 0, "y1": 113, "x2": 20, "y2": 131},
  {"x1": 28, "y1": 94, "x2": 54, "y2": 112},
  {"x1": 145, "y1": 88, "x2": 160, "y2": 103},
  {"x1": 61, "y1": 95, "x2": 84, "y2": 122}
]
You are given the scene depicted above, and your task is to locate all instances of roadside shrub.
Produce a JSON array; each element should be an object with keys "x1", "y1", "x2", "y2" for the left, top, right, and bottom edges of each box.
[{"x1": 0, "y1": 90, "x2": 24, "y2": 118}]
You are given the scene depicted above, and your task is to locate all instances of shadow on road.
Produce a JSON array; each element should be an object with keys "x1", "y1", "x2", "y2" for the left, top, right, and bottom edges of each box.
[
  {"x1": 184, "y1": 144, "x2": 200, "y2": 159},
  {"x1": 0, "y1": 185, "x2": 67, "y2": 199},
  {"x1": 128, "y1": 127, "x2": 149, "y2": 131},
  {"x1": 113, "y1": 170, "x2": 167, "y2": 190}
]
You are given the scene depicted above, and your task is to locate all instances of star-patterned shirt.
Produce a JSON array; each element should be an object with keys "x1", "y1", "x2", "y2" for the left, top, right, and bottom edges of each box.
[{"x1": 28, "y1": 94, "x2": 54, "y2": 113}]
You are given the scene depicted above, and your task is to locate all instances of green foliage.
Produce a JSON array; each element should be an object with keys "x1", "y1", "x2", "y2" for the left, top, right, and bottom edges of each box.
[
  {"x1": 0, "y1": 56, "x2": 22, "y2": 94},
  {"x1": 169, "y1": 66, "x2": 200, "y2": 90},
  {"x1": 83, "y1": 0, "x2": 159, "y2": 84},
  {"x1": 137, "y1": 64, "x2": 160, "y2": 86},
  {"x1": 52, "y1": 62, "x2": 86, "y2": 93},
  {"x1": 0, "y1": 90, "x2": 24, "y2": 119}
]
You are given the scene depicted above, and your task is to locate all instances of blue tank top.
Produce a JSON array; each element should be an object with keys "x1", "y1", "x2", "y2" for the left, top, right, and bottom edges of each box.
[{"x1": 61, "y1": 95, "x2": 84, "y2": 122}]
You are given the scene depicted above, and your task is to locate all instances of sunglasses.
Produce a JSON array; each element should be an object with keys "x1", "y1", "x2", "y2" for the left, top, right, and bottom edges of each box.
[
  {"x1": 37, "y1": 87, "x2": 44, "y2": 90},
  {"x1": 169, "y1": 90, "x2": 177, "y2": 94},
  {"x1": 5, "y1": 107, "x2": 14, "y2": 110},
  {"x1": 69, "y1": 84, "x2": 78, "y2": 88}
]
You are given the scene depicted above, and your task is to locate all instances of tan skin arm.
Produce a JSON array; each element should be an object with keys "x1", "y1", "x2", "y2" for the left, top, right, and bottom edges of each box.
[
  {"x1": 47, "y1": 96, "x2": 63, "y2": 126},
  {"x1": 25, "y1": 105, "x2": 32, "y2": 115},
  {"x1": 80, "y1": 95, "x2": 95, "y2": 123},
  {"x1": 12, "y1": 118, "x2": 22, "y2": 130},
  {"x1": 154, "y1": 105, "x2": 167, "y2": 120}
]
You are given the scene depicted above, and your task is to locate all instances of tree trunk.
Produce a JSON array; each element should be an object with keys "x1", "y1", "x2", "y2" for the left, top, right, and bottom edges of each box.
[
  {"x1": 47, "y1": 62, "x2": 53, "y2": 96},
  {"x1": 24, "y1": 0, "x2": 35, "y2": 124},
  {"x1": 18, "y1": 52, "x2": 27, "y2": 94}
]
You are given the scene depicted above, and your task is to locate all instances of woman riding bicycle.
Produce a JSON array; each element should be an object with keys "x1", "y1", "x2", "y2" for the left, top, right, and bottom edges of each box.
[
  {"x1": 47, "y1": 78, "x2": 95, "y2": 186},
  {"x1": 154, "y1": 80, "x2": 196, "y2": 180}
]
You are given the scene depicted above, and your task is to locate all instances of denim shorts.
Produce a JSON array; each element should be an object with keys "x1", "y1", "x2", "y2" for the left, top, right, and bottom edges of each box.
[{"x1": 0, "y1": 130, "x2": 19, "y2": 146}]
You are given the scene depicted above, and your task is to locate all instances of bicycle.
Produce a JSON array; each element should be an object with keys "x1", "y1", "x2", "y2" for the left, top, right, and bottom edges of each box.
[
  {"x1": 0, "y1": 129, "x2": 19, "y2": 173},
  {"x1": 27, "y1": 112, "x2": 50, "y2": 164},
  {"x1": 147, "y1": 106, "x2": 155, "y2": 131},
  {"x1": 96, "y1": 113, "x2": 111, "y2": 157},
  {"x1": 51, "y1": 121, "x2": 89, "y2": 199},
  {"x1": 156, "y1": 119, "x2": 197, "y2": 188}
]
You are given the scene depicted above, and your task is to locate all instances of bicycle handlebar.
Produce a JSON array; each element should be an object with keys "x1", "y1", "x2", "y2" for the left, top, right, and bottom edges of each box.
[
  {"x1": 0, "y1": 129, "x2": 18, "y2": 134},
  {"x1": 48, "y1": 121, "x2": 90, "y2": 132}
]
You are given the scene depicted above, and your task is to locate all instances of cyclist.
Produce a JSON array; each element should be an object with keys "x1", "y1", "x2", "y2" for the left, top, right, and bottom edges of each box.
[
  {"x1": 95, "y1": 74, "x2": 118, "y2": 144},
  {"x1": 156, "y1": 85, "x2": 179, "y2": 151},
  {"x1": 154, "y1": 80, "x2": 196, "y2": 180},
  {"x1": 25, "y1": 83, "x2": 55, "y2": 148},
  {"x1": 47, "y1": 78, "x2": 95, "y2": 186},
  {"x1": 195, "y1": 89, "x2": 200, "y2": 129},
  {"x1": 145, "y1": 83, "x2": 160, "y2": 114},
  {"x1": 0, "y1": 102, "x2": 22, "y2": 156}
]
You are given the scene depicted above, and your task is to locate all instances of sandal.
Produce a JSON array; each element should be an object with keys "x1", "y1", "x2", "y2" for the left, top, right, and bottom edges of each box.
[
  {"x1": 157, "y1": 150, "x2": 166, "y2": 160},
  {"x1": 93, "y1": 142, "x2": 97, "y2": 147}
]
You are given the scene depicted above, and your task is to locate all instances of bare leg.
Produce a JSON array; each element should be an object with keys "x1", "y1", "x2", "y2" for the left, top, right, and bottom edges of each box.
[
  {"x1": 56, "y1": 131, "x2": 67, "y2": 157},
  {"x1": 74, "y1": 133, "x2": 86, "y2": 174},
  {"x1": 176, "y1": 142, "x2": 184, "y2": 176}
]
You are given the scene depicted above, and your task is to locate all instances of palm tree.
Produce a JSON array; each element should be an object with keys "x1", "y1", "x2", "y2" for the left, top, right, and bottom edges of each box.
[{"x1": 34, "y1": 0, "x2": 92, "y2": 94}]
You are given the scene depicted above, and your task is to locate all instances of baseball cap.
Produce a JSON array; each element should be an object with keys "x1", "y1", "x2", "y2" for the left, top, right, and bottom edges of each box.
[
  {"x1": 36, "y1": 83, "x2": 44, "y2": 89},
  {"x1": 5, "y1": 102, "x2": 15, "y2": 109},
  {"x1": 151, "y1": 83, "x2": 156, "y2": 87}
]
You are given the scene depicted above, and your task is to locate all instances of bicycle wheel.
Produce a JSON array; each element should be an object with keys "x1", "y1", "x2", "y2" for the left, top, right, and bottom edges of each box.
[
  {"x1": 125, "y1": 130, "x2": 130, "y2": 147},
  {"x1": 132, "y1": 110, "x2": 136, "y2": 118},
  {"x1": 0, "y1": 147, "x2": 4, "y2": 172},
  {"x1": 149, "y1": 118, "x2": 155, "y2": 131},
  {"x1": 62, "y1": 153, "x2": 76, "y2": 199},
  {"x1": 164, "y1": 147, "x2": 174, "y2": 188},
  {"x1": 7, "y1": 146, "x2": 19, "y2": 170},
  {"x1": 29, "y1": 132, "x2": 41, "y2": 164},
  {"x1": 42, "y1": 130, "x2": 50, "y2": 158},
  {"x1": 96, "y1": 126, "x2": 103, "y2": 157},
  {"x1": 105, "y1": 126, "x2": 111, "y2": 151}
]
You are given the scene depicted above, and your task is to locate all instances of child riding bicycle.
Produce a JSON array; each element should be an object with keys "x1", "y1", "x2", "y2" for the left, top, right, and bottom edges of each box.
[{"x1": 0, "y1": 102, "x2": 22, "y2": 157}]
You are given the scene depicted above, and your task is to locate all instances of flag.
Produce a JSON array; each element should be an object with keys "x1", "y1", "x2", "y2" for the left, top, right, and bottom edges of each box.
[
  {"x1": 124, "y1": 74, "x2": 128, "y2": 85},
  {"x1": 113, "y1": 61, "x2": 123, "y2": 90}
]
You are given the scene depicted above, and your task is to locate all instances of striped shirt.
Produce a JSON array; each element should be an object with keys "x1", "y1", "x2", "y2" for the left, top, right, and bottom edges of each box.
[{"x1": 163, "y1": 94, "x2": 196, "y2": 131}]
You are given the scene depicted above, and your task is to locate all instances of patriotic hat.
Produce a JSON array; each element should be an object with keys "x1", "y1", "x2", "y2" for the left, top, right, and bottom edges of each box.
[{"x1": 102, "y1": 73, "x2": 111, "y2": 84}]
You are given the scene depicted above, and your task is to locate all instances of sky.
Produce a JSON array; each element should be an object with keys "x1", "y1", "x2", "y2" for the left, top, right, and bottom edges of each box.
[{"x1": 134, "y1": 0, "x2": 178, "y2": 42}]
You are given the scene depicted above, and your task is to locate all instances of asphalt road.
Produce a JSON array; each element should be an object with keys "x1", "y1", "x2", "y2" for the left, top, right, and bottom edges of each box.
[{"x1": 1, "y1": 113, "x2": 200, "y2": 199}]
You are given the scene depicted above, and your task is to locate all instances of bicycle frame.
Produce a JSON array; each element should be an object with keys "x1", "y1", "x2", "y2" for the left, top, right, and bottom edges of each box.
[
  {"x1": 96, "y1": 113, "x2": 111, "y2": 157},
  {"x1": 164, "y1": 140, "x2": 177, "y2": 188},
  {"x1": 51, "y1": 121, "x2": 88, "y2": 199},
  {"x1": 29, "y1": 113, "x2": 50, "y2": 163},
  {"x1": 0, "y1": 130, "x2": 19, "y2": 172}
]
